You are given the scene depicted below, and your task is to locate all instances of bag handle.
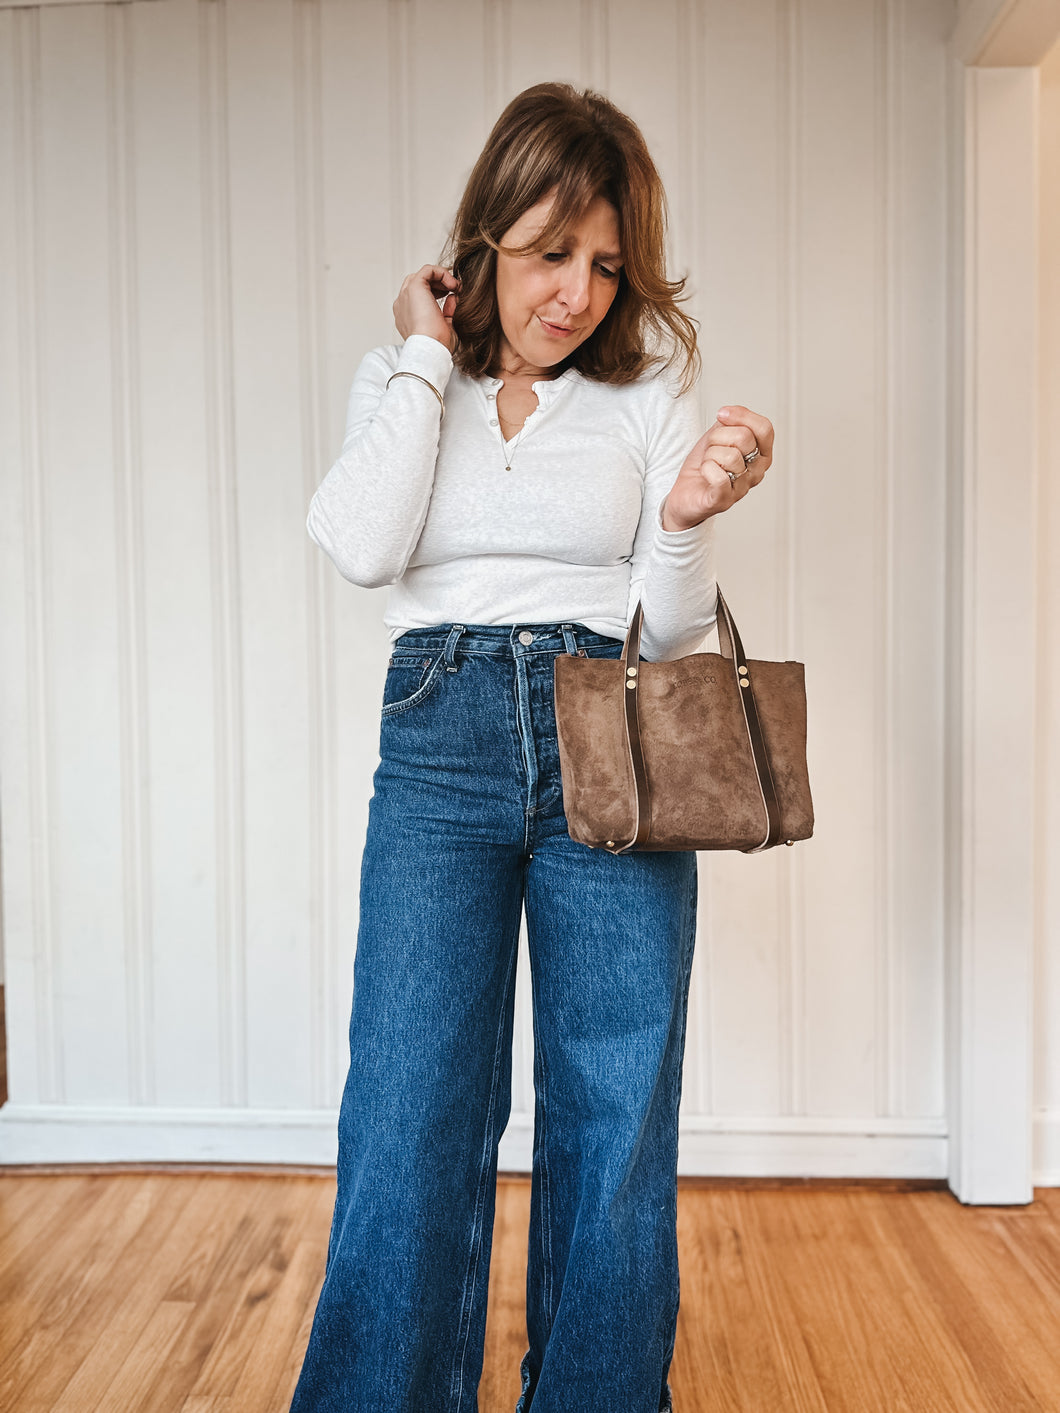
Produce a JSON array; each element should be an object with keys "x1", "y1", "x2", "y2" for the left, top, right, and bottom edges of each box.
[{"x1": 611, "y1": 585, "x2": 783, "y2": 854}]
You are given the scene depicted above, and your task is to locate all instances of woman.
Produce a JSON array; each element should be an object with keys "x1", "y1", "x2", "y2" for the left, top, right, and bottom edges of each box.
[{"x1": 290, "y1": 81, "x2": 772, "y2": 1413}]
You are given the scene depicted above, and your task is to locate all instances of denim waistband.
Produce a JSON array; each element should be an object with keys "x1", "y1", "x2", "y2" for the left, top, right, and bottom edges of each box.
[{"x1": 391, "y1": 620, "x2": 624, "y2": 660}]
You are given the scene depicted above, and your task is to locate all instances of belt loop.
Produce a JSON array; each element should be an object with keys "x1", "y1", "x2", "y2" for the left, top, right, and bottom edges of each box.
[
  {"x1": 560, "y1": 623, "x2": 579, "y2": 657},
  {"x1": 444, "y1": 623, "x2": 465, "y2": 671}
]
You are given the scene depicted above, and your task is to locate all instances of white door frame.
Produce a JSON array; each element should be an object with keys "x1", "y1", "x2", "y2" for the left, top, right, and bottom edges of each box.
[{"x1": 945, "y1": 0, "x2": 1058, "y2": 1203}]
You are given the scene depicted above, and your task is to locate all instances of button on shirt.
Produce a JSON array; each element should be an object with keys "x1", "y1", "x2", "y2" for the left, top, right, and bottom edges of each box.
[{"x1": 306, "y1": 334, "x2": 718, "y2": 662}]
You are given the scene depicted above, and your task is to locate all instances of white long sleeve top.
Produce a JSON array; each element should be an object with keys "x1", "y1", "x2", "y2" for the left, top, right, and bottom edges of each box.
[{"x1": 307, "y1": 333, "x2": 718, "y2": 662}]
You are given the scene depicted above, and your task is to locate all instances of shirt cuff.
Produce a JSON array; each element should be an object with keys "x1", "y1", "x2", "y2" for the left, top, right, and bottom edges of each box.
[
  {"x1": 396, "y1": 333, "x2": 455, "y2": 394},
  {"x1": 653, "y1": 498, "x2": 712, "y2": 543}
]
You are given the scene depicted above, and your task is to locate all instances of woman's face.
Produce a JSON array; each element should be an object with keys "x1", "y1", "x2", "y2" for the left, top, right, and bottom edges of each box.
[{"x1": 494, "y1": 190, "x2": 623, "y2": 375}]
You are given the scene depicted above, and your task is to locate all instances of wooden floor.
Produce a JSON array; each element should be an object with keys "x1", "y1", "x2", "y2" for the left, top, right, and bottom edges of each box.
[{"x1": 0, "y1": 1169, "x2": 1058, "y2": 1411}]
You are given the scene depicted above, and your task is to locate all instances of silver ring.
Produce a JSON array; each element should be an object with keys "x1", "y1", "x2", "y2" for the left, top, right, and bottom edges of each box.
[{"x1": 743, "y1": 447, "x2": 760, "y2": 469}]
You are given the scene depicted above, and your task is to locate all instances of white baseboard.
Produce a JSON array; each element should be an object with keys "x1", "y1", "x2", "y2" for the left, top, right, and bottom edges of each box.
[
  {"x1": 0, "y1": 1102, "x2": 950, "y2": 1178},
  {"x1": 1033, "y1": 1108, "x2": 1060, "y2": 1186},
  {"x1": 506, "y1": 1113, "x2": 949, "y2": 1179},
  {"x1": 674, "y1": 1115, "x2": 948, "y2": 1179},
  {"x1": 0, "y1": 1103, "x2": 341, "y2": 1166}
]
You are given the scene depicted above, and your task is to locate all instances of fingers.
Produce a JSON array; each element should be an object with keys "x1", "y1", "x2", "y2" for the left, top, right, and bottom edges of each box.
[
  {"x1": 691, "y1": 444, "x2": 762, "y2": 516},
  {"x1": 701, "y1": 405, "x2": 773, "y2": 501},
  {"x1": 393, "y1": 265, "x2": 462, "y2": 346},
  {"x1": 723, "y1": 446, "x2": 767, "y2": 493},
  {"x1": 710, "y1": 424, "x2": 762, "y2": 468},
  {"x1": 415, "y1": 264, "x2": 461, "y2": 298},
  {"x1": 668, "y1": 428, "x2": 772, "y2": 524},
  {"x1": 703, "y1": 448, "x2": 756, "y2": 504},
  {"x1": 685, "y1": 448, "x2": 750, "y2": 517},
  {"x1": 396, "y1": 266, "x2": 461, "y2": 303},
  {"x1": 668, "y1": 406, "x2": 776, "y2": 525},
  {"x1": 690, "y1": 414, "x2": 771, "y2": 473},
  {"x1": 708, "y1": 423, "x2": 770, "y2": 502},
  {"x1": 687, "y1": 435, "x2": 759, "y2": 488},
  {"x1": 717, "y1": 404, "x2": 774, "y2": 457}
]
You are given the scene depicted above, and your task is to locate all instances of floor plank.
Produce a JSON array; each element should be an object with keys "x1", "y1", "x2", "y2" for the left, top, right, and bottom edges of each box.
[
  {"x1": 1, "y1": 1170, "x2": 1058, "y2": 1411},
  {"x1": 479, "y1": 1176, "x2": 531, "y2": 1411}
]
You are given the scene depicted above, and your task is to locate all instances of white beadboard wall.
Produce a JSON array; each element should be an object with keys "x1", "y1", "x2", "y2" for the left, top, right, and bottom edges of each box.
[{"x1": 0, "y1": 0, "x2": 969, "y2": 1176}]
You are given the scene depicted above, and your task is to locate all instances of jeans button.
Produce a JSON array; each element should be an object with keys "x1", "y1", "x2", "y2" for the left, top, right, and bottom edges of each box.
[{"x1": 518, "y1": 631, "x2": 534, "y2": 645}]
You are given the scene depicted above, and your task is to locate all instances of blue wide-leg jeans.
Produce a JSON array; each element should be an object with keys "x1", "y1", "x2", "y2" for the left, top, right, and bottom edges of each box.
[{"x1": 289, "y1": 620, "x2": 699, "y2": 1413}]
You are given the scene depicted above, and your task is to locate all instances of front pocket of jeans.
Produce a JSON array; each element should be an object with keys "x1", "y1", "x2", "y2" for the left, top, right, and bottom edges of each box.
[{"x1": 380, "y1": 651, "x2": 446, "y2": 717}]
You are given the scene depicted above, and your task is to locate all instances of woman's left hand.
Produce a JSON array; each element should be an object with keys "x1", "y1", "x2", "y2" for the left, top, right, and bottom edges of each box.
[{"x1": 660, "y1": 405, "x2": 774, "y2": 531}]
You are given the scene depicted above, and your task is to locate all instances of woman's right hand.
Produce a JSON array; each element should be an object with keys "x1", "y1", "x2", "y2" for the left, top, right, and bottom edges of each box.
[{"x1": 393, "y1": 265, "x2": 461, "y2": 352}]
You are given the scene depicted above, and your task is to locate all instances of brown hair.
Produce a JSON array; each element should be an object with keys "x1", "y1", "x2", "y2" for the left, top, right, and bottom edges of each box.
[{"x1": 440, "y1": 82, "x2": 700, "y2": 393}]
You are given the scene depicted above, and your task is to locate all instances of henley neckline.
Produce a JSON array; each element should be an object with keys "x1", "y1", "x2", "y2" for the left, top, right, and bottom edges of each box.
[
  {"x1": 485, "y1": 365, "x2": 582, "y2": 399},
  {"x1": 485, "y1": 366, "x2": 581, "y2": 452}
]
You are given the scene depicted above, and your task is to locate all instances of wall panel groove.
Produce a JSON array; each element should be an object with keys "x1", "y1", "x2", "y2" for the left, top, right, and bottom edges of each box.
[
  {"x1": 780, "y1": 0, "x2": 804, "y2": 1118},
  {"x1": 580, "y1": 0, "x2": 609, "y2": 92},
  {"x1": 873, "y1": 0, "x2": 896, "y2": 1119},
  {"x1": 387, "y1": 0, "x2": 412, "y2": 286},
  {"x1": 482, "y1": 0, "x2": 510, "y2": 136},
  {"x1": 106, "y1": 0, "x2": 154, "y2": 1107},
  {"x1": 293, "y1": 0, "x2": 335, "y2": 1111},
  {"x1": 672, "y1": 0, "x2": 712, "y2": 1120},
  {"x1": 12, "y1": 8, "x2": 63, "y2": 1105},
  {"x1": 198, "y1": 0, "x2": 247, "y2": 1108}
]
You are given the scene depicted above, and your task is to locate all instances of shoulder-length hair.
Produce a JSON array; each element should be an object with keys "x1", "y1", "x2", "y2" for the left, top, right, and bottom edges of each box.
[{"x1": 440, "y1": 82, "x2": 700, "y2": 394}]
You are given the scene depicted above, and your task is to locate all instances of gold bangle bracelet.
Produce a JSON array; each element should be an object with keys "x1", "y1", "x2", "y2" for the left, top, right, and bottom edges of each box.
[{"x1": 385, "y1": 369, "x2": 445, "y2": 418}]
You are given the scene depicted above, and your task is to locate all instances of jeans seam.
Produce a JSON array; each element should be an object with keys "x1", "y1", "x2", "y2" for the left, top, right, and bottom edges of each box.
[
  {"x1": 450, "y1": 929, "x2": 519, "y2": 1410},
  {"x1": 512, "y1": 658, "x2": 538, "y2": 851},
  {"x1": 660, "y1": 858, "x2": 699, "y2": 1382},
  {"x1": 530, "y1": 954, "x2": 556, "y2": 1332},
  {"x1": 379, "y1": 650, "x2": 446, "y2": 717}
]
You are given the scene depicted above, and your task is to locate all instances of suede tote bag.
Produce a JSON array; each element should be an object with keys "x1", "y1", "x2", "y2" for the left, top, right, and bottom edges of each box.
[{"x1": 553, "y1": 585, "x2": 814, "y2": 854}]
